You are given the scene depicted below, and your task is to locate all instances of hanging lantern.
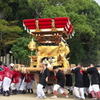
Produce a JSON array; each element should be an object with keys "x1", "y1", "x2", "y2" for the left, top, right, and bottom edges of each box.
[{"x1": 28, "y1": 38, "x2": 36, "y2": 51}]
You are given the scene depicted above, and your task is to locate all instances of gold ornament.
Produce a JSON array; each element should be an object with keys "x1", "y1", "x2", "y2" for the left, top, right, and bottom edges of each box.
[{"x1": 28, "y1": 38, "x2": 36, "y2": 51}]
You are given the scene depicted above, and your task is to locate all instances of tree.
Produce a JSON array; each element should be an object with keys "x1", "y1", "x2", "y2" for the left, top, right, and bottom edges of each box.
[
  {"x1": 0, "y1": 0, "x2": 99, "y2": 65},
  {"x1": 0, "y1": 20, "x2": 23, "y2": 56},
  {"x1": 27, "y1": 0, "x2": 49, "y2": 18},
  {"x1": 84, "y1": 18, "x2": 100, "y2": 64},
  {"x1": 0, "y1": 0, "x2": 12, "y2": 19},
  {"x1": 11, "y1": 37, "x2": 37, "y2": 60},
  {"x1": 80, "y1": 1, "x2": 100, "y2": 65},
  {"x1": 42, "y1": 5, "x2": 67, "y2": 18}
]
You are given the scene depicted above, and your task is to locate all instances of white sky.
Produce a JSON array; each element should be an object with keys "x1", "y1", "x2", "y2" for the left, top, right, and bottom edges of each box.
[{"x1": 94, "y1": 0, "x2": 100, "y2": 5}]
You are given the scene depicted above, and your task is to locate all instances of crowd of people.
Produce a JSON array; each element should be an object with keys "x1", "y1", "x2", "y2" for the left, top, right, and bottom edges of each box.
[
  {"x1": 36, "y1": 63, "x2": 100, "y2": 100},
  {"x1": 70, "y1": 63, "x2": 100, "y2": 100},
  {"x1": 0, "y1": 60, "x2": 100, "y2": 100},
  {"x1": 0, "y1": 61, "x2": 35, "y2": 96}
]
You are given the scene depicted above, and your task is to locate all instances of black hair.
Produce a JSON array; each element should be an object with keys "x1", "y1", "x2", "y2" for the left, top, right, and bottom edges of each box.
[
  {"x1": 53, "y1": 66, "x2": 58, "y2": 69},
  {"x1": 77, "y1": 63, "x2": 83, "y2": 66},
  {"x1": 44, "y1": 64, "x2": 48, "y2": 67},
  {"x1": 41, "y1": 57, "x2": 48, "y2": 63}
]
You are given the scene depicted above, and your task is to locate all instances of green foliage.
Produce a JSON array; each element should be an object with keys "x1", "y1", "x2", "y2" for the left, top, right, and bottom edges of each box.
[
  {"x1": 47, "y1": 0, "x2": 67, "y2": 6},
  {"x1": 68, "y1": 39, "x2": 86, "y2": 64},
  {"x1": 0, "y1": 0, "x2": 100, "y2": 64},
  {"x1": 42, "y1": 5, "x2": 67, "y2": 18},
  {"x1": 86, "y1": 17, "x2": 100, "y2": 64},
  {"x1": 65, "y1": 0, "x2": 92, "y2": 13},
  {"x1": 27, "y1": 0, "x2": 49, "y2": 18},
  {"x1": 11, "y1": 37, "x2": 37, "y2": 60},
  {"x1": 65, "y1": 0, "x2": 100, "y2": 64},
  {"x1": 91, "y1": 18, "x2": 100, "y2": 34},
  {"x1": 0, "y1": 1, "x2": 12, "y2": 19},
  {"x1": 86, "y1": 3, "x2": 100, "y2": 20},
  {"x1": 0, "y1": 19, "x2": 23, "y2": 55},
  {"x1": 68, "y1": 12, "x2": 95, "y2": 37}
]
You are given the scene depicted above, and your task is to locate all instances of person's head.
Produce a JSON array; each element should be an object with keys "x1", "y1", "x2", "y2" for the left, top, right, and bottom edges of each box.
[
  {"x1": 41, "y1": 63, "x2": 47, "y2": 69},
  {"x1": 77, "y1": 63, "x2": 82, "y2": 67},
  {"x1": 53, "y1": 66, "x2": 59, "y2": 72},
  {"x1": 10, "y1": 63, "x2": 14, "y2": 68},
  {"x1": 70, "y1": 64, "x2": 76, "y2": 68},
  {"x1": 89, "y1": 64, "x2": 95, "y2": 68}
]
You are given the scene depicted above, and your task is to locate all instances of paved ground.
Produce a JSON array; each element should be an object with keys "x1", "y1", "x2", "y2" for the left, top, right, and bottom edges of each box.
[
  {"x1": 0, "y1": 90, "x2": 91, "y2": 100},
  {"x1": 0, "y1": 93, "x2": 80, "y2": 100},
  {"x1": 0, "y1": 82, "x2": 91, "y2": 100}
]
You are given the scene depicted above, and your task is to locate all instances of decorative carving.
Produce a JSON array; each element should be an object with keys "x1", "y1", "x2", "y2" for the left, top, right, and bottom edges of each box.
[
  {"x1": 36, "y1": 36, "x2": 61, "y2": 44},
  {"x1": 35, "y1": 19, "x2": 41, "y2": 32},
  {"x1": 51, "y1": 19, "x2": 58, "y2": 31}
]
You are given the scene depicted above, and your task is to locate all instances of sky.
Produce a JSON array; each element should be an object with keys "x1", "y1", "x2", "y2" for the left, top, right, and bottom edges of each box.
[{"x1": 94, "y1": 0, "x2": 100, "y2": 5}]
